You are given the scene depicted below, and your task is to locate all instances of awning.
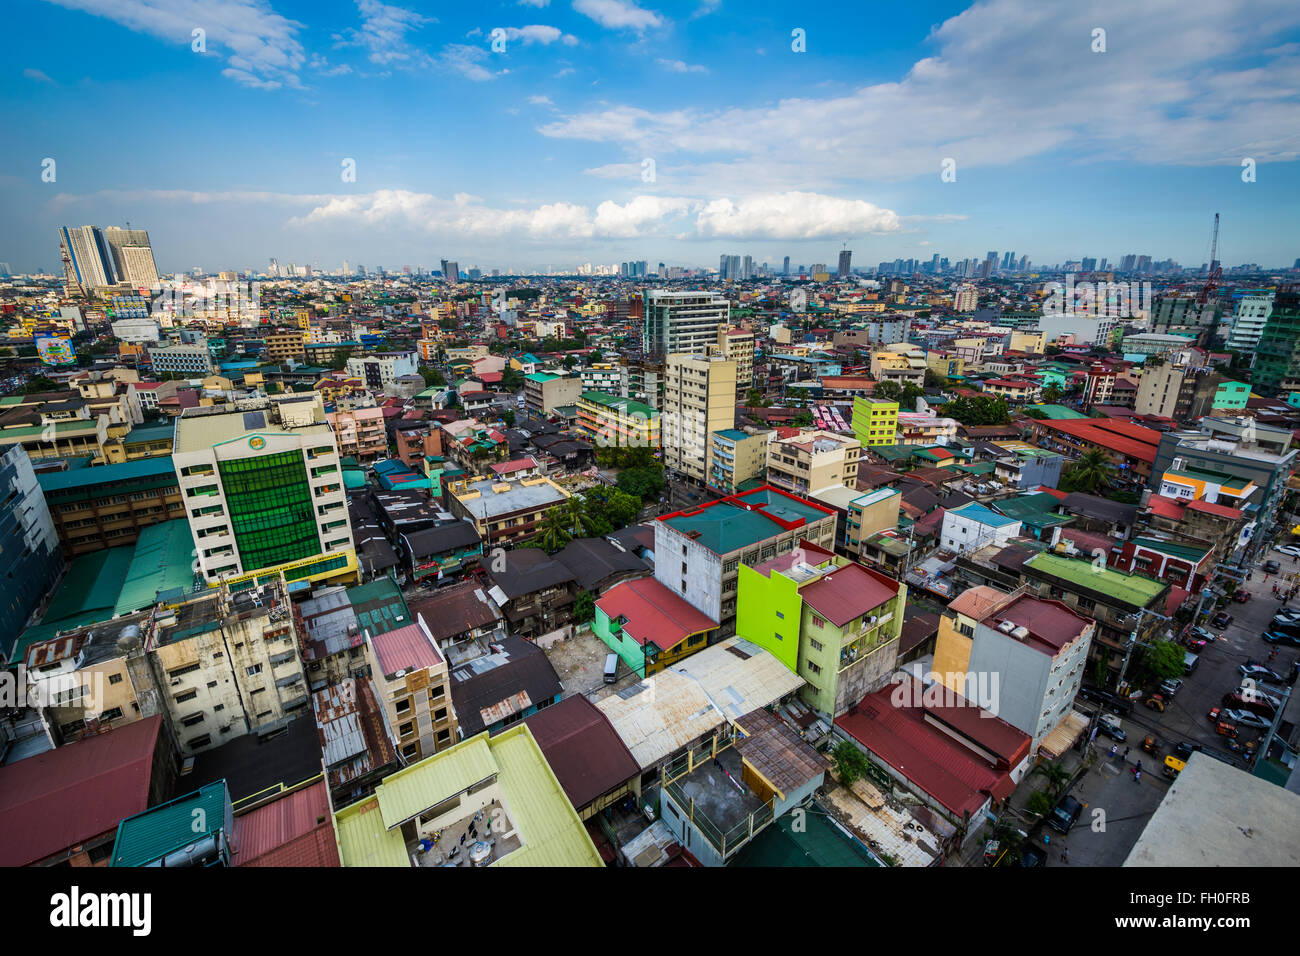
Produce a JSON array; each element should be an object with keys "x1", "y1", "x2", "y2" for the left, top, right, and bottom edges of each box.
[{"x1": 1037, "y1": 709, "x2": 1090, "y2": 760}]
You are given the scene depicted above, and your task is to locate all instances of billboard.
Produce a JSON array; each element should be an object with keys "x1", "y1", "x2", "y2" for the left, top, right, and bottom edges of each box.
[{"x1": 35, "y1": 335, "x2": 77, "y2": 366}]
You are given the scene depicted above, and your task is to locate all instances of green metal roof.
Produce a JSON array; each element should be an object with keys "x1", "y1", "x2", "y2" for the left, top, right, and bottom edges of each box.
[
  {"x1": 111, "y1": 781, "x2": 232, "y2": 867},
  {"x1": 124, "y1": 423, "x2": 176, "y2": 445},
  {"x1": 36, "y1": 455, "x2": 176, "y2": 493},
  {"x1": 579, "y1": 391, "x2": 658, "y2": 418},
  {"x1": 42, "y1": 547, "x2": 134, "y2": 628},
  {"x1": 525, "y1": 372, "x2": 560, "y2": 383},
  {"x1": 348, "y1": 576, "x2": 411, "y2": 635},
  {"x1": 1131, "y1": 536, "x2": 1211, "y2": 562},
  {"x1": 1024, "y1": 552, "x2": 1167, "y2": 607},
  {"x1": 993, "y1": 493, "x2": 1072, "y2": 527},
  {"x1": 114, "y1": 520, "x2": 199, "y2": 616},
  {"x1": 1027, "y1": 404, "x2": 1088, "y2": 420}
]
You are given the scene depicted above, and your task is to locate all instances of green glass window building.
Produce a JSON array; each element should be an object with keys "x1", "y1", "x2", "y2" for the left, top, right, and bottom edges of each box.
[{"x1": 217, "y1": 450, "x2": 322, "y2": 571}]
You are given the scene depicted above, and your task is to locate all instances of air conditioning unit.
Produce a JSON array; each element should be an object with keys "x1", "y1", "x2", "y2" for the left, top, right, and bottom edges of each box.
[
  {"x1": 170, "y1": 677, "x2": 183, "y2": 686},
  {"x1": 998, "y1": 621, "x2": 1016, "y2": 634}
]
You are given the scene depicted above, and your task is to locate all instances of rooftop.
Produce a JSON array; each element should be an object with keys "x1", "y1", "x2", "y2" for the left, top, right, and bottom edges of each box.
[
  {"x1": 658, "y1": 485, "x2": 834, "y2": 556},
  {"x1": 1023, "y1": 551, "x2": 1167, "y2": 607},
  {"x1": 370, "y1": 621, "x2": 443, "y2": 678},
  {"x1": 596, "y1": 577, "x2": 717, "y2": 651}
]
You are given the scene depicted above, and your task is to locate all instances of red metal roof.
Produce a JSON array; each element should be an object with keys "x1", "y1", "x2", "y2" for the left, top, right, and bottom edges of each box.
[
  {"x1": 1037, "y1": 417, "x2": 1162, "y2": 463},
  {"x1": 835, "y1": 682, "x2": 1027, "y2": 818},
  {"x1": 523, "y1": 696, "x2": 640, "y2": 811},
  {"x1": 1146, "y1": 494, "x2": 1186, "y2": 520},
  {"x1": 0, "y1": 716, "x2": 161, "y2": 866},
  {"x1": 800, "y1": 562, "x2": 898, "y2": 627},
  {"x1": 982, "y1": 593, "x2": 1093, "y2": 656},
  {"x1": 1186, "y1": 499, "x2": 1245, "y2": 519},
  {"x1": 595, "y1": 577, "x2": 716, "y2": 650},
  {"x1": 232, "y1": 779, "x2": 341, "y2": 867},
  {"x1": 370, "y1": 623, "x2": 442, "y2": 677}
]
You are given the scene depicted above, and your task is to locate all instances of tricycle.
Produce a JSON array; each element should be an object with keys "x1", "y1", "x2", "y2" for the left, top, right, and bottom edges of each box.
[{"x1": 1142, "y1": 734, "x2": 1161, "y2": 756}]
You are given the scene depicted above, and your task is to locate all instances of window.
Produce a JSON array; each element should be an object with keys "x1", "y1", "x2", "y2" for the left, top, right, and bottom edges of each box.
[
  {"x1": 108, "y1": 673, "x2": 123, "y2": 685},
  {"x1": 168, "y1": 662, "x2": 200, "y2": 678},
  {"x1": 428, "y1": 684, "x2": 445, "y2": 702},
  {"x1": 396, "y1": 697, "x2": 412, "y2": 716},
  {"x1": 812, "y1": 615, "x2": 825, "y2": 629},
  {"x1": 246, "y1": 664, "x2": 262, "y2": 676},
  {"x1": 436, "y1": 729, "x2": 451, "y2": 744},
  {"x1": 434, "y1": 707, "x2": 448, "y2": 721},
  {"x1": 100, "y1": 707, "x2": 123, "y2": 721},
  {"x1": 189, "y1": 734, "x2": 212, "y2": 748},
  {"x1": 174, "y1": 690, "x2": 198, "y2": 703},
  {"x1": 182, "y1": 713, "x2": 205, "y2": 727},
  {"x1": 775, "y1": 610, "x2": 784, "y2": 619},
  {"x1": 810, "y1": 638, "x2": 824, "y2": 652},
  {"x1": 400, "y1": 721, "x2": 415, "y2": 739},
  {"x1": 807, "y1": 661, "x2": 822, "y2": 676}
]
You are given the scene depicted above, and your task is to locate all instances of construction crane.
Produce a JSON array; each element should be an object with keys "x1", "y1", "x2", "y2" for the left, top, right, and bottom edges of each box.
[{"x1": 1197, "y1": 212, "x2": 1221, "y2": 305}]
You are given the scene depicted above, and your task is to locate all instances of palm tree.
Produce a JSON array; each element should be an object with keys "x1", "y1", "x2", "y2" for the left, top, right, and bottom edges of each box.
[
  {"x1": 1063, "y1": 448, "x2": 1116, "y2": 494},
  {"x1": 1032, "y1": 759, "x2": 1072, "y2": 799},
  {"x1": 562, "y1": 496, "x2": 596, "y2": 538},
  {"x1": 1042, "y1": 385, "x2": 1062, "y2": 404},
  {"x1": 534, "y1": 510, "x2": 571, "y2": 553}
]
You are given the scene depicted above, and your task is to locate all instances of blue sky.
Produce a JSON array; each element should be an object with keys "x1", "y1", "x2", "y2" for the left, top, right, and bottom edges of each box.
[{"x1": 3, "y1": 0, "x2": 1299, "y2": 274}]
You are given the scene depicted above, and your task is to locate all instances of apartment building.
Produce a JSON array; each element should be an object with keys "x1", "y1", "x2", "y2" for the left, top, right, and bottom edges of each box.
[
  {"x1": 708, "y1": 428, "x2": 769, "y2": 495},
  {"x1": 171, "y1": 397, "x2": 357, "y2": 588},
  {"x1": 38, "y1": 456, "x2": 184, "y2": 555},
  {"x1": 714, "y1": 326, "x2": 756, "y2": 390},
  {"x1": 326, "y1": 406, "x2": 388, "y2": 459},
  {"x1": 579, "y1": 362, "x2": 628, "y2": 395},
  {"x1": 263, "y1": 329, "x2": 307, "y2": 364},
  {"x1": 576, "y1": 391, "x2": 660, "y2": 450},
  {"x1": 765, "y1": 429, "x2": 861, "y2": 497},
  {"x1": 654, "y1": 485, "x2": 837, "y2": 633},
  {"x1": 736, "y1": 541, "x2": 906, "y2": 717},
  {"x1": 1132, "y1": 360, "x2": 1221, "y2": 420},
  {"x1": 642, "y1": 290, "x2": 731, "y2": 356},
  {"x1": 149, "y1": 582, "x2": 309, "y2": 754},
  {"x1": 869, "y1": 346, "x2": 926, "y2": 387},
  {"x1": 148, "y1": 343, "x2": 215, "y2": 376},
  {"x1": 347, "y1": 351, "x2": 419, "y2": 391},
  {"x1": 843, "y1": 487, "x2": 902, "y2": 560},
  {"x1": 364, "y1": 612, "x2": 458, "y2": 762},
  {"x1": 446, "y1": 475, "x2": 570, "y2": 546},
  {"x1": 662, "y1": 353, "x2": 737, "y2": 483},
  {"x1": 524, "y1": 372, "x2": 583, "y2": 417},
  {"x1": 0, "y1": 444, "x2": 61, "y2": 648},
  {"x1": 896, "y1": 410, "x2": 958, "y2": 445},
  {"x1": 850, "y1": 396, "x2": 900, "y2": 447}
]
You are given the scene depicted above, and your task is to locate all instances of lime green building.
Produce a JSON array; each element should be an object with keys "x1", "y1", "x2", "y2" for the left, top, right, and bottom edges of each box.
[
  {"x1": 851, "y1": 396, "x2": 900, "y2": 446},
  {"x1": 736, "y1": 541, "x2": 906, "y2": 717}
]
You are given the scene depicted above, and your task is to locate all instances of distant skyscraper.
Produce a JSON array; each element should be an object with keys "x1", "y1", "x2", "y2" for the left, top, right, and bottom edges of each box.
[
  {"x1": 838, "y1": 249, "x2": 852, "y2": 277},
  {"x1": 783, "y1": 256, "x2": 790, "y2": 275},
  {"x1": 440, "y1": 259, "x2": 459, "y2": 281},
  {"x1": 58, "y1": 225, "x2": 116, "y2": 289},
  {"x1": 741, "y1": 255, "x2": 754, "y2": 280},
  {"x1": 102, "y1": 227, "x2": 158, "y2": 287},
  {"x1": 1081, "y1": 257, "x2": 1097, "y2": 272},
  {"x1": 269, "y1": 257, "x2": 279, "y2": 277}
]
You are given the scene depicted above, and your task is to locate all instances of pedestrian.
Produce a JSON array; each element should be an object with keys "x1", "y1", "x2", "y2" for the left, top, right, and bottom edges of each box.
[
  {"x1": 1123, "y1": 746, "x2": 1131, "y2": 761},
  {"x1": 1061, "y1": 848, "x2": 1070, "y2": 865}
]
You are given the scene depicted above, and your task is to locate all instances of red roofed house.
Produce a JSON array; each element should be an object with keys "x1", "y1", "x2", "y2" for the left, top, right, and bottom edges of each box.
[
  {"x1": 835, "y1": 678, "x2": 1031, "y2": 849},
  {"x1": 490, "y1": 456, "x2": 541, "y2": 479},
  {"x1": 1025, "y1": 416, "x2": 1162, "y2": 487},
  {"x1": 231, "y1": 778, "x2": 341, "y2": 867},
  {"x1": 0, "y1": 715, "x2": 175, "y2": 867},
  {"x1": 593, "y1": 577, "x2": 720, "y2": 678},
  {"x1": 363, "y1": 613, "x2": 458, "y2": 763},
  {"x1": 522, "y1": 695, "x2": 640, "y2": 820}
]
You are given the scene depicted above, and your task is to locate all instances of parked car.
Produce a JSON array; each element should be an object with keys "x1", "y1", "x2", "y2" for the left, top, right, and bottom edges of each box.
[
  {"x1": 1190, "y1": 625, "x2": 1217, "y2": 643},
  {"x1": 1159, "y1": 678, "x2": 1184, "y2": 698},
  {"x1": 1098, "y1": 713, "x2": 1127, "y2": 742},
  {"x1": 1264, "y1": 559, "x2": 1281, "y2": 573},
  {"x1": 1017, "y1": 846, "x2": 1046, "y2": 867},
  {"x1": 1276, "y1": 545, "x2": 1300, "y2": 557},
  {"x1": 1235, "y1": 685, "x2": 1283, "y2": 710},
  {"x1": 1263, "y1": 630, "x2": 1300, "y2": 647},
  {"x1": 1174, "y1": 741, "x2": 1203, "y2": 761},
  {"x1": 1221, "y1": 692, "x2": 1277, "y2": 720},
  {"x1": 1234, "y1": 590, "x2": 1250, "y2": 603},
  {"x1": 1239, "y1": 662, "x2": 1285, "y2": 684},
  {"x1": 1221, "y1": 708, "x2": 1271, "y2": 731},
  {"x1": 1048, "y1": 795, "x2": 1084, "y2": 834},
  {"x1": 1212, "y1": 612, "x2": 1233, "y2": 628},
  {"x1": 1182, "y1": 634, "x2": 1208, "y2": 652}
]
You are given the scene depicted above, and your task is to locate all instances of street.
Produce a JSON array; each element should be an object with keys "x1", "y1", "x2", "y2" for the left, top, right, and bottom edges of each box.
[{"x1": 1029, "y1": 542, "x2": 1300, "y2": 866}]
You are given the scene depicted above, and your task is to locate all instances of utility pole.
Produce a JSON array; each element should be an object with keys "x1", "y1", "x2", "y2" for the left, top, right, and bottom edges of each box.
[{"x1": 1115, "y1": 605, "x2": 1171, "y2": 696}]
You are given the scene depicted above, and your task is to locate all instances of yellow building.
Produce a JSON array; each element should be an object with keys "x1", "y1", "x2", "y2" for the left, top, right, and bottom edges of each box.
[
  {"x1": 1010, "y1": 330, "x2": 1047, "y2": 354},
  {"x1": 850, "y1": 396, "x2": 899, "y2": 447},
  {"x1": 932, "y1": 586, "x2": 1012, "y2": 691},
  {"x1": 333, "y1": 725, "x2": 603, "y2": 867},
  {"x1": 662, "y1": 353, "x2": 737, "y2": 483},
  {"x1": 576, "y1": 391, "x2": 660, "y2": 450}
]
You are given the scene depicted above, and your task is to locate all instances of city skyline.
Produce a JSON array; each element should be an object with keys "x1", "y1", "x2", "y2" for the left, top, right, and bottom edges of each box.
[{"x1": 3, "y1": 0, "x2": 1299, "y2": 272}]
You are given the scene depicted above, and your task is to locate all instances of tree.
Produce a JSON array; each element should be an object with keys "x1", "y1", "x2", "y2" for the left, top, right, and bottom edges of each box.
[
  {"x1": 1041, "y1": 385, "x2": 1063, "y2": 404},
  {"x1": 939, "y1": 394, "x2": 1011, "y2": 426},
  {"x1": 1026, "y1": 790, "x2": 1054, "y2": 817},
  {"x1": 328, "y1": 347, "x2": 354, "y2": 371},
  {"x1": 923, "y1": 368, "x2": 948, "y2": 389},
  {"x1": 571, "y1": 590, "x2": 595, "y2": 624},
  {"x1": 418, "y1": 365, "x2": 446, "y2": 387},
  {"x1": 900, "y1": 382, "x2": 925, "y2": 411},
  {"x1": 583, "y1": 486, "x2": 642, "y2": 530},
  {"x1": 561, "y1": 496, "x2": 596, "y2": 538},
  {"x1": 501, "y1": 409, "x2": 516, "y2": 428},
  {"x1": 1058, "y1": 448, "x2": 1116, "y2": 495},
  {"x1": 831, "y1": 741, "x2": 873, "y2": 787},
  {"x1": 533, "y1": 510, "x2": 571, "y2": 553},
  {"x1": 1032, "y1": 759, "x2": 1072, "y2": 799},
  {"x1": 873, "y1": 380, "x2": 903, "y2": 404},
  {"x1": 1133, "y1": 640, "x2": 1186, "y2": 686},
  {"x1": 793, "y1": 410, "x2": 814, "y2": 427},
  {"x1": 19, "y1": 375, "x2": 57, "y2": 394},
  {"x1": 617, "y1": 464, "x2": 665, "y2": 501}
]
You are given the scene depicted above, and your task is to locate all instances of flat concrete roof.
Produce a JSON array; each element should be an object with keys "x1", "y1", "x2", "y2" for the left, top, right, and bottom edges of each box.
[
  {"x1": 1123, "y1": 752, "x2": 1300, "y2": 867},
  {"x1": 174, "y1": 408, "x2": 332, "y2": 454}
]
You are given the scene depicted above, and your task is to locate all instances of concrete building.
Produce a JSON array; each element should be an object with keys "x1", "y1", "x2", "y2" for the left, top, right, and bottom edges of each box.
[
  {"x1": 446, "y1": 475, "x2": 570, "y2": 547},
  {"x1": 149, "y1": 581, "x2": 308, "y2": 753},
  {"x1": 1253, "y1": 289, "x2": 1300, "y2": 394},
  {"x1": 654, "y1": 485, "x2": 837, "y2": 634},
  {"x1": 37, "y1": 455, "x2": 184, "y2": 555},
  {"x1": 869, "y1": 346, "x2": 926, "y2": 387},
  {"x1": 347, "y1": 351, "x2": 419, "y2": 391},
  {"x1": 662, "y1": 353, "x2": 737, "y2": 483},
  {"x1": 642, "y1": 290, "x2": 731, "y2": 357},
  {"x1": 326, "y1": 406, "x2": 387, "y2": 460},
  {"x1": 364, "y1": 612, "x2": 458, "y2": 762},
  {"x1": 940, "y1": 502, "x2": 1022, "y2": 554},
  {"x1": 576, "y1": 391, "x2": 660, "y2": 450},
  {"x1": 0, "y1": 445, "x2": 61, "y2": 644},
  {"x1": 148, "y1": 342, "x2": 215, "y2": 376},
  {"x1": 708, "y1": 428, "x2": 769, "y2": 495},
  {"x1": 713, "y1": 326, "x2": 755, "y2": 390},
  {"x1": 523, "y1": 372, "x2": 583, "y2": 417},
  {"x1": 765, "y1": 429, "x2": 860, "y2": 497},
  {"x1": 263, "y1": 330, "x2": 307, "y2": 364},
  {"x1": 171, "y1": 397, "x2": 357, "y2": 588},
  {"x1": 843, "y1": 487, "x2": 902, "y2": 560},
  {"x1": 850, "y1": 396, "x2": 900, "y2": 447},
  {"x1": 1132, "y1": 360, "x2": 1220, "y2": 420},
  {"x1": 1150, "y1": 294, "x2": 1218, "y2": 341},
  {"x1": 736, "y1": 540, "x2": 906, "y2": 717},
  {"x1": 1224, "y1": 293, "x2": 1274, "y2": 353}
]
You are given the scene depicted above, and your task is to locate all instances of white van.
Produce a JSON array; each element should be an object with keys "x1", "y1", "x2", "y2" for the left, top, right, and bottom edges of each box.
[
  {"x1": 603, "y1": 653, "x2": 619, "y2": 683},
  {"x1": 1183, "y1": 650, "x2": 1199, "y2": 675}
]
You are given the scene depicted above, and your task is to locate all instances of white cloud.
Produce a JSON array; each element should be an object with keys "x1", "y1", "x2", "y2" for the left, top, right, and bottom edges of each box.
[
  {"x1": 655, "y1": 58, "x2": 707, "y2": 74},
  {"x1": 334, "y1": 0, "x2": 434, "y2": 67},
  {"x1": 517, "y1": 0, "x2": 550, "y2": 6},
  {"x1": 529, "y1": 94, "x2": 555, "y2": 105},
  {"x1": 43, "y1": 0, "x2": 306, "y2": 89},
  {"x1": 23, "y1": 68, "x2": 56, "y2": 84},
  {"x1": 695, "y1": 193, "x2": 900, "y2": 239},
  {"x1": 542, "y1": 0, "x2": 1300, "y2": 191},
  {"x1": 572, "y1": 0, "x2": 663, "y2": 31},
  {"x1": 439, "y1": 44, "x2": 495, "y2": 81},
  {"x1": 494, "y1": 25, "x2": 578, "y2": 46}
]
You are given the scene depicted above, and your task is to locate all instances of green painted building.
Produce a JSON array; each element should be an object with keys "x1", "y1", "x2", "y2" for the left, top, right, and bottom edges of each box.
[{"x1": 736, "y1": 541, "x2": 906, "y2": 717}]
